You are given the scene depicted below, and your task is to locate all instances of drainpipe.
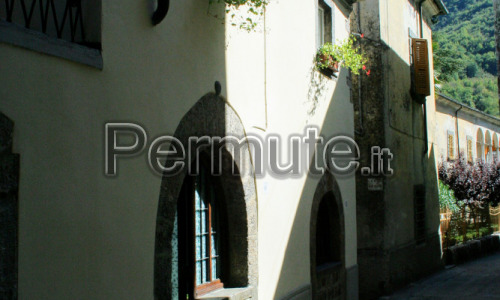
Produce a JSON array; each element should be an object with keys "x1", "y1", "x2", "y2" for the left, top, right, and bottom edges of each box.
[
  {"x1": 263, "y1": 4, "x2": 268, "y2": 129},
  {"x1": 354, "y1": 1, "x2": 365, "y2": 137},
  {"x1": 455, "y1": 104, "x2": 463, "y2": 159},
  {"x1": 455, "y1": 104, "x2": 464, "y2": 159},
  {"x1": 419, "y1": 0, "x2": 425, "y2": 38},
  {"x1": 423, "y1": 102, "x2": 429, "y2": 154},
  {"x1": 419, "y1": 0, "x2": 429, "y2": 155}
]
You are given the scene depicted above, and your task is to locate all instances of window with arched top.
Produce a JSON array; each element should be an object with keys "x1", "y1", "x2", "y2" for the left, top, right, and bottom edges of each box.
[
  {"x1": 310, "y1": 173, "x2": 345, "y2": 300},
  {"x1": 476, "y1": 129, "x2": 484, "y2": 162},
  {"x1": 485, "y1": 131, "x2": 492, "y2": 163},
  {"x1": 154, "y1": 93, "x2": 258, "y2": 300},
  {"x1": 493, "y1": 134, "x2": 498, "y2": 162}
]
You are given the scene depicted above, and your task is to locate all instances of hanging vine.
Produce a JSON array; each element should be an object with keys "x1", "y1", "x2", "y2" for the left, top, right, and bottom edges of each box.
[{"x1": 209, "y1": 0, "x2": 268, "y2": 32}]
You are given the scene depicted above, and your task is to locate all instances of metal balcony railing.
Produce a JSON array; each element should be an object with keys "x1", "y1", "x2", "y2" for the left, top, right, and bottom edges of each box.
[{"x1": 2, "y1": 0, "x2": 85, "y2": 43}]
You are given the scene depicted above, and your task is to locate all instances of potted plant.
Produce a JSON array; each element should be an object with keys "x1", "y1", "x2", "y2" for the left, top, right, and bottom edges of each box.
[
  {"x1": 316, "y1": 43, "x2": 340, "y2": 73},
  {"x1": 316, "y1": 35, "x2": 370, "y2": 77}
]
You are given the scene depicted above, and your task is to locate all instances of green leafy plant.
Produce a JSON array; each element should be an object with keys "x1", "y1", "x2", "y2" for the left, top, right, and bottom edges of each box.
[
  {"x1": 316, "y1": 35, "x2": 370, "y2": 75},
  {"x1": 209, "y1": 0, "x2": 268, "y2": 32},
  {"x1": 439, "y1": 180, "x2": 460, "y2": 212}
]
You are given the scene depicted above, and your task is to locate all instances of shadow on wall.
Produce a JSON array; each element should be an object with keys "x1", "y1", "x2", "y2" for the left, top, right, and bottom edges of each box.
[
  {"x1": 0, "y1": 113, "x2": 19, "y2": 300},
  {"x1": 353, "y1": 36, "x2": 442, "y2": 299},
  {"x1": 273, "y1": 67, "x2": 355, "y2": 300},
  {"x1": 273, "y1": 33, "x2": 442, "y2": 299}
]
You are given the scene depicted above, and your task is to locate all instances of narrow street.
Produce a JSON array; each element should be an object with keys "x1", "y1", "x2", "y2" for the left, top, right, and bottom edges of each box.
[{"x1": 385, "y1": 252, "x2": 500, "y2": 299}]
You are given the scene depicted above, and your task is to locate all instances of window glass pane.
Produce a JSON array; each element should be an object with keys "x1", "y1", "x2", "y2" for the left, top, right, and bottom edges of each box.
[
  {"x1": 195, "y1": 186, "x2": 200, "y2": 209},
  {"x1": 202, "y1": 258, "x2": 209, "y2": 283},
  {"x1": 201, "y1": 235, "x2": 207, "y2": 260},
  {"x1": 318, "y1": 7, "x2": 325, "y2": 47},
  {"x1": 196, "y1": 235, "x2": 201, "y2": 260},
  {"x1": 201, "y1": 207, "x2": 206, "y2": 235},
  {"x1": 194, "y1": 166, "x2": 223, "y2": 286},
  {"x1": 211, "y1": 233, "x2": 217, "y2": 257},
  {"x1": 195, "y1": 186, "x2": 202, "y2": 263},
  {"x1": 212, "y1": 257, "x2": 217, "y2": 280},
  {"x1": 196, "y1": 261, "x2": 202, "y2": 286},
  {"x1": 211, "y1": 231, "x2": 219, "y2": 280}
]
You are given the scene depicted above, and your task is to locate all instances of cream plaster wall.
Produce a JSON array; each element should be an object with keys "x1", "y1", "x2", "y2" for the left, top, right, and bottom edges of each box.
[
  {"x1": 226, "y1": 0, "x2": 356, "y2": 298},
  {"x1": 1, "y1": 1, "x2": 228, "y2": 298},
  {"x1": 0, "y1": 0, "x2": 356, "y2": 299},
  {"x1": 435, "y1": 97, "x2": 500, "y2": 163}
]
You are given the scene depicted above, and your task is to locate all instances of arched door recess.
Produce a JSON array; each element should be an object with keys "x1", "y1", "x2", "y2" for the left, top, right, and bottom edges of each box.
[
  {"x1": 310, "y1": 172, "x2": 345, "y2": 300},
  {"x1": 153, "y1": 93, "x2": 258, "y2": 299}
]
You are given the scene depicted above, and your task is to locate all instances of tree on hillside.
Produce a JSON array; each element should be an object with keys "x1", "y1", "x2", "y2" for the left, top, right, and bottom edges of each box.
[{"x1": 432, "y1": 0, "x2": 500, "y2": 116}]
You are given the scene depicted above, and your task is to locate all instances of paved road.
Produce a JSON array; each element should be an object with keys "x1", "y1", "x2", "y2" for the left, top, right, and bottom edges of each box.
[{"x1": 384, "y1": 252, "x2": 500, "y2": 300}]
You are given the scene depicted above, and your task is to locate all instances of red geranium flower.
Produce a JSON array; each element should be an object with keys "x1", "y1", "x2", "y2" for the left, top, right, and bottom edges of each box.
[
  {"x1": 362, "y1": 65, "x2": 367, "y2": 70},
  {"x1": 361, "y1": 33, "x2": 365, "y2": 38},
  {"x1": 366, "y1": 70, "x2": 371, "y2": 76}
]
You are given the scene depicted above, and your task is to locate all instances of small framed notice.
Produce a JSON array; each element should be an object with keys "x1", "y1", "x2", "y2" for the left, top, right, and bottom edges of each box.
[{"x1": 368, "y1": 178, "x2": 383, "y2": 191}]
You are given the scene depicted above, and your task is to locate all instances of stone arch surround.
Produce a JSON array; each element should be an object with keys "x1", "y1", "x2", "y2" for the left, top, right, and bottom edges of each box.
[
  {"x1": 153, "y1": 93, "x2": 258, "y2": 299},
  {"x1": 309, "y1": 172, "x2": 345, "y2": 300},
  {"x1": 0, "y1": 112, "x2": 19, "y2": 300}
]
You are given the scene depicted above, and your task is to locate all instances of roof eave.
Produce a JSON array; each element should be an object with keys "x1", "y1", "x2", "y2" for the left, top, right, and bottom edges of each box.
[
  {"x1": 433, "y1": 0, "x2": 449, "y2": 16},
  {"x1": 437, "y1": 93, "x2": 500, "y2": 126}
]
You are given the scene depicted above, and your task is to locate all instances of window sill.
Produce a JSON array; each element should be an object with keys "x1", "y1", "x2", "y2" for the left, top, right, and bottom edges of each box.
[
  {"x1": 0, "y1": 19, "x2": 103, "y2": 69},
  {"x1": 318, "y1": 67, "x2": 339, "y2": 79},
  {"x1": 196, "y1": 286, "x2": 254, "y2": 300}
]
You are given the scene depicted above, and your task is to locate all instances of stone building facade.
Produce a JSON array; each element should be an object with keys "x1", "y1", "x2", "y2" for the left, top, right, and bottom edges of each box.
[{"x1": 351, "y1": 0, "x2": 447, "y2": 298}]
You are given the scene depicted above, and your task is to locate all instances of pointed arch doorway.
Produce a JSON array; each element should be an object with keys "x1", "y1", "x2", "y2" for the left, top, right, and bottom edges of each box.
[
  {"x1": 153, "y1": 93, "x2": 258, "y2": 300},
  {"x1": 310, "y1": 173, "x2": 345, "y2": 300}
]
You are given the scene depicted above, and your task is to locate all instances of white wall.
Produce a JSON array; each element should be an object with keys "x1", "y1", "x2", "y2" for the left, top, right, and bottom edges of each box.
[{"x1": 229, "y1": 0, "x2": 355, "y2": 298}]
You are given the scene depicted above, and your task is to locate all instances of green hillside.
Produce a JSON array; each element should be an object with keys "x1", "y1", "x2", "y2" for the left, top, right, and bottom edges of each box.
[{"x1": 432, "y1": 0, "x2": 499, "y2": 116}]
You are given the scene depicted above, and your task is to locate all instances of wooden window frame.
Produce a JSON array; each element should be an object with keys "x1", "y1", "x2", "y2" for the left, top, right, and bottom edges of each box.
[
  {"x1": 193, "y1": 169, "x2": 224, "y2": 298},
  {"x1": 466, "y1": 136, "x2": 473, "y2": 163},
  {"x1": 447, "y1": 131, "x2": 455, "y2": 161}
]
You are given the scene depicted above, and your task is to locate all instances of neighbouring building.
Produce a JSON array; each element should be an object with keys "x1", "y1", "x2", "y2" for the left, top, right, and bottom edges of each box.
[
  {"x1": 0, "y1": 0, "x2": 360, "y2": 299},
  {"x1": 351, "y1": 0, "x2": 448, "y2": 298},
  {"x1": 435, "y1": 93, "x2": 500, "y2": 164},
  {"x1": 434, "y1": 93, "x2": 500, "y2": 257}
]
